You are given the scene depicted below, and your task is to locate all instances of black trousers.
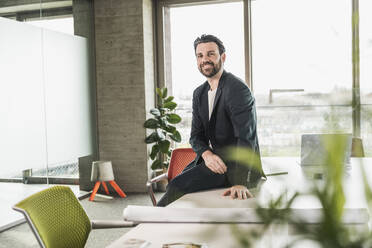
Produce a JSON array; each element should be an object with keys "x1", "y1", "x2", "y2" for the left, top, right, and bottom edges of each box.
[{"x1": 156, "y1": 160, "x2": 227, "y2": 207}]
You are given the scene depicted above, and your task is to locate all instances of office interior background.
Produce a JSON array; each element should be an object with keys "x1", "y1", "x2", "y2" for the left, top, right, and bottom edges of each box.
[{"x1": 0, "y1": 0, "x2": 371, "y2": 233}]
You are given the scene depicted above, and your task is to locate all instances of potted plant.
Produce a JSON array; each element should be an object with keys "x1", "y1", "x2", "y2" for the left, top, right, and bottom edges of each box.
[
  {"x1": 228, "y1": 135, "x2": 372, "y2": 247},
  {"x1": 144, "y1": 87, "x2": 182, "y2": 190}
]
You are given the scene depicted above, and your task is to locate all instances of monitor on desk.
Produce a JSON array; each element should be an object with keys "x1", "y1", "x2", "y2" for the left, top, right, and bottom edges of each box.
[{"x1": 300, "y1": 133, "x2": 352, "y2": 167}]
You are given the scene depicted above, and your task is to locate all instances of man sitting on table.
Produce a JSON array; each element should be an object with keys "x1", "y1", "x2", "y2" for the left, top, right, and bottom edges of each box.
[{"x1": 157, "y1": 34, "x2": 264, "y2": 207}]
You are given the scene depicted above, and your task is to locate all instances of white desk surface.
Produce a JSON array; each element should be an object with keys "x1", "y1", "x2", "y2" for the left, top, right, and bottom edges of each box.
[{"x1": 107, "y1": 157, "x2": 372, "y2": 248}]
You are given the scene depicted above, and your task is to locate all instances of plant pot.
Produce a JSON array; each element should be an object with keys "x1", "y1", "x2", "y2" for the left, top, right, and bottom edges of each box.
[{"x1": 153, "y1": 168, "x2": 168, "y2": 192}]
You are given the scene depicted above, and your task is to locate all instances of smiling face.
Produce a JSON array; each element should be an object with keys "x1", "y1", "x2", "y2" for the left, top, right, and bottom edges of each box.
[{"x1": 195, "y1": 42, "x2": 225, "y2": 78}]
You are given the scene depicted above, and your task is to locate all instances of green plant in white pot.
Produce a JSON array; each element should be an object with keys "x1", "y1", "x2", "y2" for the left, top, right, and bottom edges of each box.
[{"x1": 144, "y1": 87, "x2": 182, "y2": 189}]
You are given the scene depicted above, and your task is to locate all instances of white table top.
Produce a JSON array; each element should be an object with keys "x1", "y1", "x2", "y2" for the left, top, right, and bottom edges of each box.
[{"x1": 107, "y1": 157, "x2": 372, "y2": 248}]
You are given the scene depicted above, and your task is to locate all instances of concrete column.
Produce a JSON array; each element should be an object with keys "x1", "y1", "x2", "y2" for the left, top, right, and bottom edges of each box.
[
  {"x1": 94, "y1": 0, "x2": 155, "y2": 192},
  {"x1": 73, "y1": 0, "x2": 99, "y2": 191}
]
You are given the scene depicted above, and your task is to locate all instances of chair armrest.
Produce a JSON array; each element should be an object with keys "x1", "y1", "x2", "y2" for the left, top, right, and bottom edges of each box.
[
  {"x1": 150, "y1": 173, "x2": 168, "y2": 183},
  {"x1": 146, "y1": 173, "x2": 168, "y2": 206},
  {"x1": 91, "y1": 220, "x2": 135, "y2": 229}
]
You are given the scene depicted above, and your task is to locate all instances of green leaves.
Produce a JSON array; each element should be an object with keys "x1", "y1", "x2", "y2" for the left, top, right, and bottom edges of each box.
[
  {"x1": 144, "y1": 118, "x2": 158, "y2": 129},
  {"x1": 145, "y1": 130, "x2": 165, "y2": 144},
  {"x1": 150, "y1": 108, "x2": 161, "y2": 117},
  {"x1": 224, "y1": 146, "x2": 262, "y2": 171},
  {"x1": 361, "y1": 165, "x2": 372, "y2": 216},
  {"x1": 164, "y1": 125, "x2": 176, "y2": 134},
  {"x1": 156, "y1": 88, "x2": 163, "y2": 98},
  {"x1": 145, "y1": 132, "x2": 158, "y2": 144},
  {"x1": 164, "y1": 96, "x2": 174, "y2": 103},
  {"x1": 151, "y1": 159, "x2": 162, "y2": 170},
  {"x1": 162, "y1": 88, "x2": 168, "y2": 98},
  {"x1": 322, "y1": 135, "x2": 347, "y2": 223},
  {"x1": 167, "y1": 113, "x2": 181, "y2": 124},
  {"x1": 150, "y1": 144, "x2": 159, "y2": 160},
  {"x1": 159, "y1": 140, "x2": 170, "y2": 153},
  {"x1": 163, "y1": 101, "x2": 177, "y2": 110},
  {"x1": 156, "y1": 129, "x2": 165, "y2": 140},
  {"x1": 224, "y1": 109, "x2": 372, "y2": 247},
  {"x1": 144, "y1": 87, "x2": 182, "y2": 170},
  {"x1": 170, "y1": 131, "x2": 181, "y2": 142},
  {"x1": 156, "y1": 87, "x2": 168, "y2": 99}
]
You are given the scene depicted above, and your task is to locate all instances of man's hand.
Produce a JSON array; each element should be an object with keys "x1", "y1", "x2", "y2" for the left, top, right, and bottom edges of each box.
[
  {"x1": 202, "y1": 150, "x2": 227, "y2": 174},
  {"x1": 223, "y1": 185, "x2": 253, "y2": 199}
]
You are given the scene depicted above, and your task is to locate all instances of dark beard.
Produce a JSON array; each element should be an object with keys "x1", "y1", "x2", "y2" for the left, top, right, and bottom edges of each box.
[{"x1": 199, "y1": 58, "x2": 222, "y2": 78}]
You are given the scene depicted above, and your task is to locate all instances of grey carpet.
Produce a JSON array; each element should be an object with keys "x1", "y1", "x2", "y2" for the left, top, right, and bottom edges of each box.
[{"x1": 0, "y1": 192, "x2": 163, "y2": 248}]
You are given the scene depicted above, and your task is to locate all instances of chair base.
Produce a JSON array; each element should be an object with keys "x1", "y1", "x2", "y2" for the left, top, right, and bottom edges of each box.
[{"x1": 89, "y1": 180, "x2": 127, "y2": 201}]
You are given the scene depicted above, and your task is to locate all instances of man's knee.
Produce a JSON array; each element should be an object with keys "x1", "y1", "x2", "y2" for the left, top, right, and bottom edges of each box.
[
  {"x1": 157, "y1": 182, "x2": 187, "y2": 207},
  {"x1": 166, "y1": 177, "x2": 188, "y2": 195}
]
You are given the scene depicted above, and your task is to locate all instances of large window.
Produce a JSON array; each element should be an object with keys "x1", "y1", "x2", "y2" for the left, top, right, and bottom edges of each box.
[
  {"x1": 167, "y1": 1, "x2": 245, "y2": 144},
  {"x1": 360, "y1": 0, "x2": 372, "y2": 156},
  {"x1": 159, "y1": 0, "x2": 370, "y2": 156},
  {"x1": 251, "y1": 0, "x2": 352, "y2": 156}
]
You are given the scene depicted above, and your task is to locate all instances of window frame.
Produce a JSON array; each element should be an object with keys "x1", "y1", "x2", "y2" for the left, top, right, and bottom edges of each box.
[
  {"x1": 155, "y1": 0, "x2": 363, "y2": 145},
  {"x1": 155, "y1": 0, "x2": 252, "y2": 92}
]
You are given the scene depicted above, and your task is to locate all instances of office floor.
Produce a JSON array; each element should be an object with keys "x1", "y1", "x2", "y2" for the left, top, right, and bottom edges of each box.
[{"x1": 0, "y1": 183, "x2": 163, "y2": 248}]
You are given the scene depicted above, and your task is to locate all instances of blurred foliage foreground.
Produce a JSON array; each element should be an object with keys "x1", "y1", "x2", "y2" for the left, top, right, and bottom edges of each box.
[{"x1": 227, "y1": 135, "x2": 372, "y2": 248}]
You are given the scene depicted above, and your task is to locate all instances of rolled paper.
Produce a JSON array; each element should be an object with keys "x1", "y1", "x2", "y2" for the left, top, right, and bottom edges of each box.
[{"x1": 123, "y1": 205, "x2": 369, "y2": 224}]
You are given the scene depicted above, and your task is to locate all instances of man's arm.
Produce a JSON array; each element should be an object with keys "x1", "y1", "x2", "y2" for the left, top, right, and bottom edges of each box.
[
  {"x1": 190, "y1": 88, "x2": 228, "y2": 174},
  {"x1": 189, "y1": 89, "x2": 210, "y2": 159},
  {"x1": 220, "y1": 81, "x2": 261, "y2": 199},
  {"x1": 201, "y1": 150, "x2": 227, "y2": 174},
  {"x1": 225, "y1": 80, "x2": 263, "y2": 188}
]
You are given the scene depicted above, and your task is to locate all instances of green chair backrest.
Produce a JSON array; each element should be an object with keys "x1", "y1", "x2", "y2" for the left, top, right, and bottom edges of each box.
[{"x1": 13, "y1": 186, "x2": 91, "y2": 248}]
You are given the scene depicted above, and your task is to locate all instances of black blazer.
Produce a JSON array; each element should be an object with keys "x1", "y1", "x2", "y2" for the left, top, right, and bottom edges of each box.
[{"x1": 189, "y1": 70, "x2": 264, "y2": 187}]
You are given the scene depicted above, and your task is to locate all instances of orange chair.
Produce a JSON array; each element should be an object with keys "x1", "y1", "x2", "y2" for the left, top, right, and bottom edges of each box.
[{"x1": 146, "y1": 148, "x2": 196, "y2": 205}]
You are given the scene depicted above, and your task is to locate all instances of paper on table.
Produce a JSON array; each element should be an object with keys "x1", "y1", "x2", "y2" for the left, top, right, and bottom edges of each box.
[
  {"x1": 123, "y1": 205, "x2": 369, "y2": 224},
  {"x1": 119, "y1": 238, "x2": 151, "y2": 248},
  {"x1": 124, "y1": 205, "x2": 260, "y2": 224}
]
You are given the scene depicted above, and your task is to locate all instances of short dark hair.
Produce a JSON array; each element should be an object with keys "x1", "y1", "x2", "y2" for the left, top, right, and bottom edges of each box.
[{"x1": 194, "y1": 34, "x2": 225, "y2": 55}]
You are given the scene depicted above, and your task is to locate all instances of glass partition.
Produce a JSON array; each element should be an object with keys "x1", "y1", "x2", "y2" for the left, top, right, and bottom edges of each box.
[
  {"x1": 43, "y1": 30, "x2": 93, "y2": 165},
  {"x1": 0, "y1": 15, "x2": 93, "y2": 179},
  {"x1": 0, "y1": 0, "x2": 95, "y2": 230},
  {"x1": 28, "y1": 17, "x2": 74, "y2": 35},
  {"x1": 0, "y1": 18, "x2": 47, "y2": 178}
]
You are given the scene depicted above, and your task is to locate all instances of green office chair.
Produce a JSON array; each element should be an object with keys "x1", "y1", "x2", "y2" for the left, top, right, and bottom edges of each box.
[{"x1": 13, "y1": 186, "x2": 134, "y2": 248}]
